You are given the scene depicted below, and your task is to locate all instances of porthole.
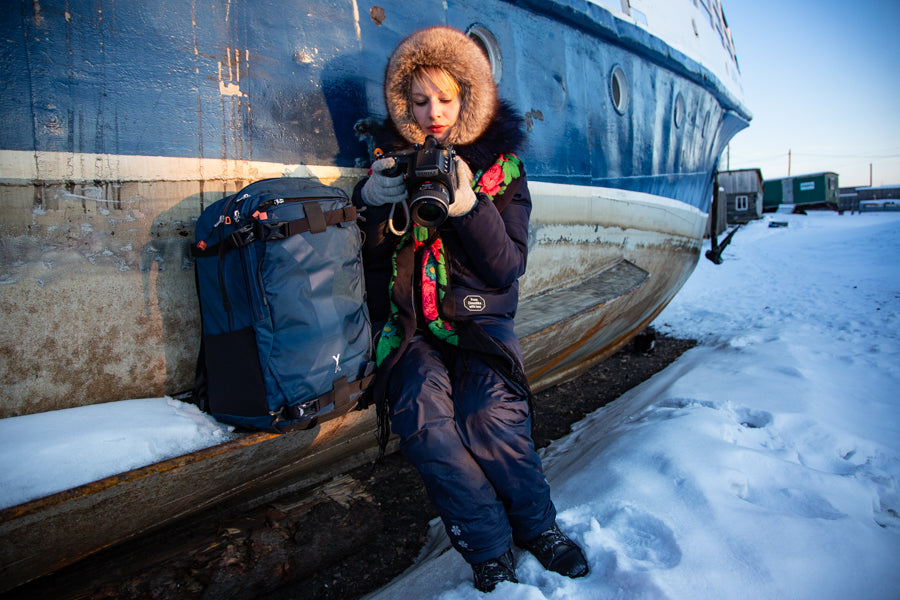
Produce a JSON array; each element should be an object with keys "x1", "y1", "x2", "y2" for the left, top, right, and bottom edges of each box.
[
  {"x1": 466, "y1": 24, "x2": 502, "y2": 84},
  {"x1": 609, "y1": 65, "x2": 628, "y2": 115},
  {"x1": 674, "y1": 92, "x2": 685, "y2": 128}
]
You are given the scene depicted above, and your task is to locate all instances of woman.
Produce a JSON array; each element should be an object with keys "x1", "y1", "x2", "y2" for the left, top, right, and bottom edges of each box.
[{"x1": 354, "y1": 26, "x2": 588, "y2": 592}]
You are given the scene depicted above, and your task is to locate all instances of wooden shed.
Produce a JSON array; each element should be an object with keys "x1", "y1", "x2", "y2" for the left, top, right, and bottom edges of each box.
[
  {"x1": 716, "y1": 169, "x2": 764, "y2": 224},
  {"x1": 708, "y1": 183, "x2": 728, "y2": 238}
]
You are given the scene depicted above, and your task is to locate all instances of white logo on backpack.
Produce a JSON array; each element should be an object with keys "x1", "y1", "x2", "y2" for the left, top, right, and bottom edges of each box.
[{"x1": 332, "y1": 354, "x2": 342, "y2": 373}]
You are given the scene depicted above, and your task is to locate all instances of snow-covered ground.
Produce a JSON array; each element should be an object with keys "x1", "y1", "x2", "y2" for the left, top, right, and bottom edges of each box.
[
  {"x1": 364, "y1": 211, "x2": 900, "y2": 599},
  {"x1": 2, "y1": 211, "x2": 899, "y2": 599}
]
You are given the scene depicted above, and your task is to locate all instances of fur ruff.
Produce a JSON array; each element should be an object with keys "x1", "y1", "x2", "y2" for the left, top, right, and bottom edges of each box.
[
  {"x1": 385, "y1": 26, "x2": 498, "y2": 146},
  {"x1": 365, "y1": 101, "x2": 527, "y2": 176},
  {"x1": 454, "y1": 101, "x2": 527, "y2": 174}
]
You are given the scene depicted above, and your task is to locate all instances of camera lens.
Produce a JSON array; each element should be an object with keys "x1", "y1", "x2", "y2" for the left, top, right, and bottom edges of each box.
[
  {"x1": 409, "y1": 182, "x2": 451, "y2": 228},
  {"x1": 412, "y1": 200, "x2": 446, "y2": 227}
]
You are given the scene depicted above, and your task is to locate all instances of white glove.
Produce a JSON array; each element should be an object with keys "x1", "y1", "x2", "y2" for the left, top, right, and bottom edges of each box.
[
  {"x1": 361, "y1": 157, "x2": 408, "y2": 206},
  {"x1": 448, "y1": 157, "x2": 478, "y2": 218}
]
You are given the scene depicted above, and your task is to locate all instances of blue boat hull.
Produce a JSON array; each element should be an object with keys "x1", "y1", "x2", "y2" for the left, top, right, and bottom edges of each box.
[
  {"x1": 0, "y1": 0, "x2": 751, "y2": 588},
  {"x1": 1, "y1": 0, "x2": 747, "y2": 201},
  {"x1": 0, "y1": 0, "x2": 749, "y2": 415}
]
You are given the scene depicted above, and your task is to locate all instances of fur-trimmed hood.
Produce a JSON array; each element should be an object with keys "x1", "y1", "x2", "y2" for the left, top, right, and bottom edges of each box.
[
  {"x1": 360, "y1": 100, "x2": 527, "y2": 176},
  {"x1": 385, "y1": 26, "x2": 498, "y2": 146}
]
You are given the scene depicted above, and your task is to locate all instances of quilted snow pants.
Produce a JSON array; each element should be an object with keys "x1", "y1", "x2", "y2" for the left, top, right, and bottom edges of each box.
[{"x1": 388, "y1": 323, "x2": 557, "y2": 564}]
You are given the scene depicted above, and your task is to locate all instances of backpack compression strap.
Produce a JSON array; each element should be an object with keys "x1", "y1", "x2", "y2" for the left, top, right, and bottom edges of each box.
[
  {"x1": 191, "y1": 204, "x2": 358, "y2": 258},
  {"x1": 272, "y1": 372, "x2": 376, "y2": 432}
]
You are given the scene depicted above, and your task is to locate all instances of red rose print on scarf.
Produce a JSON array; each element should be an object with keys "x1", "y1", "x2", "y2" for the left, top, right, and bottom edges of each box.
[
  {"x1": 473, "y1": 154, "x2": 521, "y2": 200},
  {"x1": 478, "y1": 162, "x2": 505, "y2": 197}
]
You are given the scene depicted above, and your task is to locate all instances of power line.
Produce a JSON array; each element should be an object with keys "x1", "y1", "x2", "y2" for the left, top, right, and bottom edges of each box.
[{"x1": 729, "y1": 150, "x2": 900, "y2": 163}]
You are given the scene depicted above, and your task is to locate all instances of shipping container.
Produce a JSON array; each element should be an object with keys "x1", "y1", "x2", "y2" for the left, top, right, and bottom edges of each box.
[{"x1": 763, "y1": 172, "x2": 839, "y2": 212}]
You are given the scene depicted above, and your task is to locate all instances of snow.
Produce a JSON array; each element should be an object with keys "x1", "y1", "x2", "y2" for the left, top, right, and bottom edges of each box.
[
  {"x1": 0, "y1": 398, "x2": 238, "y2": 509},
  {"x1": 363, "y1": 211, "x2": 900, "y2": 599},
  {"x1": 3, "y1": 211, "x2": 900, "y2": 599}
]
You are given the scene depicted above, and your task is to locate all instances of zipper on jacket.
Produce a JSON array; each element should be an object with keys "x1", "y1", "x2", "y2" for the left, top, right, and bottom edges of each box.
[{"x1": 412, "y1": 244, "x2": 422, "y2": 330}]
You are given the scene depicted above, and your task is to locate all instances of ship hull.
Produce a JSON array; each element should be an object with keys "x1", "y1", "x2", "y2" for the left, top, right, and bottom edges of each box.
[
  {"x1": 0, "y1": 183, "x2": 709, "y2": 592},
  {"x1": 0, "y1": 0, "x2": 749, "y2": 415},
  {"x1": 0, "y1": 0, "x2": 749, "y2": 588}
]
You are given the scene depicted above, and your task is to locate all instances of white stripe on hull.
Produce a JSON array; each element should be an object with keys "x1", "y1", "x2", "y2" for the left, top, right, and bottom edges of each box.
[
  {"x1": 0, "y1": 157, "x2": 708, "y2": 415},
  {"x1": 0, "y1": 149, "x2": 365, "y2": 186},
  {"x1": 530, "y1": 180, "x2": 707, "y2": 238}
]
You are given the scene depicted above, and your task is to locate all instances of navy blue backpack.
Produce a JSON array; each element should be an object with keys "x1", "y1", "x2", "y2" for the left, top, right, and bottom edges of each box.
[{"x1": 191, "y1": 178, "x2": 373, "y2": 432}]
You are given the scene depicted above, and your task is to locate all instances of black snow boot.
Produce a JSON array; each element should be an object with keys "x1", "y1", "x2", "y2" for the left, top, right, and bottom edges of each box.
[
  {"x1": 518, "y1": 523, "x2": 589, "y2": 578},
  {"x1": 472, "y1": 549, "x2": 517, "y2": 592}
]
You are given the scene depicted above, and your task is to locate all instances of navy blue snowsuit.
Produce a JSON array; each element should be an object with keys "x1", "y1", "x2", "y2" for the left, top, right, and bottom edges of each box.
[{"x1": 354, "y1": 104, "x2": 557, "y2": 564}]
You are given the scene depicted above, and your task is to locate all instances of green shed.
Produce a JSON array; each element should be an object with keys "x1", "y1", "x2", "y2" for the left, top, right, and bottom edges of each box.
[{"x1": 763, "y1": 172, "x2": 839, "y2": 212}]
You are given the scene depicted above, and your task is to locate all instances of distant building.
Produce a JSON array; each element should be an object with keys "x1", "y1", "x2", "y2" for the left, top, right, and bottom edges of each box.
[
  {"x1": 708, "y1": 184, "x2": 727, "y2": 238},
  {"x1": 717, "y1": 169, "x2": 764, "y2": 224},
  {"x1": 763, "y1": 172, "x2": 839, "y2": 212},
  {"x1": 708, "y1": 168, "x2": 764, "y2": 237},
  {"x1": 838, "y1": 188, "x2": 860, "y2": 213},
  {"x1": 840, "y1": 184, "x2": 900, "y2": 212}
]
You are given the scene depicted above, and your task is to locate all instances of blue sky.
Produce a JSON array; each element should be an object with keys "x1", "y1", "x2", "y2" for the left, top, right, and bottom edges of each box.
[{"x1": 722, "y1": 0, "x2": 900, "y2": 187}]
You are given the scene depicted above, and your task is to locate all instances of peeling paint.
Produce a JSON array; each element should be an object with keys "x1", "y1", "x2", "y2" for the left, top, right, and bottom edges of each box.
[
  {"x1": 217, "y1": 47, "x2": 247, "y2": 97},
  {"x1": 32, "y1": 1, "x2": 44, "y2": 28},
  {"x1": 524, "y1": 109, "x2": 544, "y2": 131},
  {"x1": 293, "y1": 48, "x2": 318, "y2": 64},
  {"x1": 370, "y1": 5, "x2": 385, "y2": 26},
  {"x1": 351, "y1": 0, "x2": 361, "y2": 40}
]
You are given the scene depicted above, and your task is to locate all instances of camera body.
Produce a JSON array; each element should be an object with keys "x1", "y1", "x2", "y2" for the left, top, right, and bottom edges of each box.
[{"x1": 380, "y1": 135, "x2": 457, "y2": 228}]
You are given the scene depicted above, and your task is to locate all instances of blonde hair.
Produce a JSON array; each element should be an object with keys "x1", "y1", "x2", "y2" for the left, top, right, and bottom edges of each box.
[
  {"x1": 386, "y1": 27, "x2": 497, "y2": 145},
  {"x1": 410, "y1": 66, "x2": 461, "y2": 99}
]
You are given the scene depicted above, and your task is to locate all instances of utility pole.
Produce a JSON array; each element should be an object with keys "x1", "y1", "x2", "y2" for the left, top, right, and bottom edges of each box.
[
  {"x1": 788, "y1": 149, "x2": 791, "y2": 176},
  {"x1": 870, "y1": 163, "x2": 873, "y2": 187}
]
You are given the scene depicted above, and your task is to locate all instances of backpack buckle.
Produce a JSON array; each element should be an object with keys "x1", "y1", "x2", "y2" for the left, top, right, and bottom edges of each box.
[
  {"x1": 227, "y1": 223, "x2": 257, "y2": 248},
  {"x1": 260, "y1": 220, "x2": 290, "y2": 242},
  {"x1": 270, "y1": 399, "x2": 320, "y2": 432}
]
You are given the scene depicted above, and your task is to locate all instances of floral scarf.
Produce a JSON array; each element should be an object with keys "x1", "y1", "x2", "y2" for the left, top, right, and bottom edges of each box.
[{"x1": 374, "y1": 153, "x2": 523, "y2": 366}]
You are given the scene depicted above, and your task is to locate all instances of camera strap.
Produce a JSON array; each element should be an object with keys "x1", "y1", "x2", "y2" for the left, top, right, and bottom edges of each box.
[{"x1": 387, "y1": 201, "x2": 412, "y2": 237}]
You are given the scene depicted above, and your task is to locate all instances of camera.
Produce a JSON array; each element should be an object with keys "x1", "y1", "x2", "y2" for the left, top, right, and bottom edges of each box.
[{"x1": 379, "y1": 135, "x2": 457, "y2": 228}]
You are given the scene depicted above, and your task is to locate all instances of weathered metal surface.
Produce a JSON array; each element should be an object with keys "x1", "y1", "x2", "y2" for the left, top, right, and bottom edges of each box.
[
  {"x1": 517, "y1": 182, "x2": 705, "y2": 386},
  {"x1": 0, "y1": 0, "x2": 749, "y2": 590},
  {"x1": 1, "y1": 0, "x2": 747, "y2": 415},
  {"x1": 516, "y1": 259, "x2": 650, "y2": 339},
  {"x1": 0, "y1": 172, "x2": 361, "y2": 417}
]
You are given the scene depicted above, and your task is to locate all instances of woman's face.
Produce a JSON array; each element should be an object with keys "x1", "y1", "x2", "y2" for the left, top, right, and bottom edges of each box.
[{"x1": 411, "y1": 77, "x2": 460, "y2": 143}]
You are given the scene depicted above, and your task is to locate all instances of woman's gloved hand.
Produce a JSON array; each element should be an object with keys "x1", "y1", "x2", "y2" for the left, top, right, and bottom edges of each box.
[
  {"x1": 448, "y1": 156, "x2": 477, "y2": 217},
  {"x1": 361, "y1": 157, "x2": 409, "y2": 206}
]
